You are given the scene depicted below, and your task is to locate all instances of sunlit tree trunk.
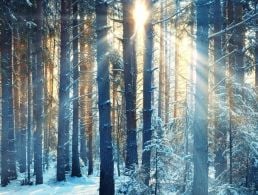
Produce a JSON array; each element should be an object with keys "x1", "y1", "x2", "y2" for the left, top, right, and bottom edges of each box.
[
  {"x1": 13, "y1": 32, "x2": 21, "y2": 173},
  {"x1": 158, "y1": 0, "x2": 165, "y2": 121},
  {"x1": 192, "y1": 0, "x2": 209, "y2": 194},
  {"x1": 13, "y1": 31, "x2": 27, "y2": 174},
  {"x1": 164, "y1": 7, "x2": 170, "y2": 125},
  {"x1": 80, "y1": 0, "x2": 95, "y2": 175},
  {"x1": 27, "y1": 31, "x2": 32, "y2": 184},
  {"x1": 122, "y1": 0, "x2": 138, "y2": 169},
  {"x1": 19, "y1": 40, "x2": 28, "y2": 174},
  {"x1": 43, "y1": 36, "x2": 49, "y2": 171},
  {"x1": 142, "y1": 0, "x2": 154, "y2": 186},
  {"x1": 174, "y1": 0, "x2": 180, "y2": 118},
  {"x1": 79, "y1": 4, "x2": 87, "y2": 165},
  {"x1": 96, "y1": 1, "x2": 114, "y2": 194},
  {"x1": 57, "y1": 0, "x2": 71, "y2": 182}
]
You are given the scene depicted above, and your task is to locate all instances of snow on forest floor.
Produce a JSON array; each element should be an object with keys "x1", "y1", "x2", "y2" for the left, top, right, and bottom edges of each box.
[
  {"x1": 0, "y1": 176, "x2": 99, "y2": 195},
  {"x1": 0, "y1": 163, "x2": 99, "y2": 195}
]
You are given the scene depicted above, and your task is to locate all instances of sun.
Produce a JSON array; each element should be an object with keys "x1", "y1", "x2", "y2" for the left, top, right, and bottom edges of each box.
[{"x1": 134, "y1": 0, "x2": 149, "y2": 33}]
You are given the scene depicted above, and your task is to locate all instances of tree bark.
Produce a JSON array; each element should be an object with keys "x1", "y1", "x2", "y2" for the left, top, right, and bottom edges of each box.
[
  {"x1": 233, "y1": 1, "x2": 244, "y2": 84},
  {"x1": 192, "y1": 0, "x2": 209, "y2": 194},
  {"x1": 142, "y1": 0, "x2": 154, "y2": 186},
  {"x1": 158, "y1": 0, "x2": 165, "y2": 121},
  {"x1": 33, "y1": 0, "x2": 44, "y2": 184},
  {"x1": 96, "y1": 1, "x2": 114, "y2": 194},
  {"x1": 57, "y1": 0, "x2": 71, "y2": 182},
  {"x1": 1, "y1": 18, "x2": 17, "y2": 187},
  {"x1": 27, "y1": 30, "x2": 32, "y2": 184},
  {"x1": 122, "y1": 0, "x2": 138, "y2": 170},
  {"x1": 71, "y1": 0, "x2": 81, "y2": 177},
  {"x1": 174, "y1": 0, "x2": 180, "y2": 118},
  {"x1": 79, "y1": 0, "x2": 95, "y2": 175}
]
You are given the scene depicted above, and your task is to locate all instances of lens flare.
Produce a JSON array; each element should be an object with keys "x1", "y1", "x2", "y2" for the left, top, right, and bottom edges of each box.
[{"x1": 134, "y1": 0, "x2": 149, "y2": 33}]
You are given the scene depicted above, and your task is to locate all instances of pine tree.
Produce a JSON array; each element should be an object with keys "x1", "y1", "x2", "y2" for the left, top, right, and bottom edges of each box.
[
  {"x1": 79, "y1": 0, "x2": 95, "y2": 175},
  {"x1": 96, "y1": 1, "x2": 115, "y2": 194},
  {"x1": 142, "y1": 0, "x2": 154, "y2": 186},
  {"x1": 122, "y1": 0, "x2": 138, "y2": 170},
  {"x1": 192, "y1": 0, "x2": 209, "y2": 194},
  {"x1": 1, "y1": 10, "x2": 17, "y2": 186},
  {"x1": 33, "y1": 0, "x2": 44, "y2": 184},
  {"x1": 57, "y1": 0, "x2": 71, "y2": 182},
  {"x1": 71, "y1": 0, "x2": 81, "y2": 177}
]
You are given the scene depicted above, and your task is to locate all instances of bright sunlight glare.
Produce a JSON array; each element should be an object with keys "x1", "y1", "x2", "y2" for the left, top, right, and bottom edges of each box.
[{"x1": 134, "y1": 0, "x2": 149, "y2": 33}]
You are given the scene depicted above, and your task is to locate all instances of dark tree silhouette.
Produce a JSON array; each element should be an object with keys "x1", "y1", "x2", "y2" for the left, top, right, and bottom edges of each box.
[
  {"x1": 1, "y1": 12, "x2": 17, "y2": 187},
  {"x1": 122, "y1": 0, "x2": 138, "y2": 170},
  {"x1": 71, "y1": 0, "x2": 81, "y2": 177},
  {"x1": 96, "y1": 1, "x2": 115, "y2": 194},
  {"x1": 57, "y1": 0, "x2": 71, "y2": 182},
  {"x1": 33, "y1": 0, "x2": 44, "y2": 184},
  {"x1": 142, "y1": 0, "x2": 154, "y2": 186}
]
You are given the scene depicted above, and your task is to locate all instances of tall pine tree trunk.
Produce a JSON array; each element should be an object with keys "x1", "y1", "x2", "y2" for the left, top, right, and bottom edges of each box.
[
  {"x1": 192, "y1": 0, "x2": 209, "y2": 194},
  {"x1": 1, "y1": 18, "x2": 17, "y2": 187},
  {"x1": 158, "y1": 0, "x2": 165, "y2": 122},
  {"x1": 174, "y1": 0, "x2": 180, "y2": 118},
  {"x1": 254, "y1": 8, "x2": 258, "y2": 191},
  {"x1": 79, "y1": 0, "x2": 95, "y2": 175},
  {"x1": 19, "y1": 40, "x2": 28, "y2": 174},
  {"x1": 142, "y1": 0, "x2": 154, "y2": 186},
  {"x1": 13, "y1": 32, "x2": 22, "y2": 173},
  {"x1": 122, "y1": 0, "x2": 138, "y2": 169},
  {"x1": 57, "y1": 0, "x2": 71, "y2": 181},
  {"x1": 27, "y1": 31, "x2": 32, "y2": 184},
  {"x1": 96, "y1": 1, "x2": 114, "y2": 194},
  {"x1": 255, "y1": 16, "x2": 258, "y2": 88},
  {"x1": 233, "y1": 2, "x2": 244, "y2": 83},
  {"x1": 71, "y1": 0, "x2": 81, "y2": 177},
  {"x1": 33, "y1": 0, "x2": 44, "y2": 184}
]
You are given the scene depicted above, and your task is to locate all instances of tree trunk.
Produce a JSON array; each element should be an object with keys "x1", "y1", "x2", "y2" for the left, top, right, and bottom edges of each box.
[
  {"x1": 213, "y1": 0, "x2": 227, "y2": 179},
  {"x1": 27, "y1": 31, "x2": 32, "y2": 184},
  {"x1": 33, "y1": 0, "x2": 44, "y2": 184},
  {"x1": 13, "y1": 32, "x2": 22, "y2": 173},
  {"x1": 142, "y1": 0, "x2": 154, "y2": 186},
  {"x1": 19, "y1": 39, "x2": 28, "y2": 174},
  {"x1": 79, "y1": 0, "x2": 95, "y2": 175},
  {"x1": 255, "y1": 22, "x2": 258, "y2": 88},
  {"x1": 96, "y1": 1, "x2": 114, "y2": 194},
  {"x1": 233, "y1": 2, "x2": 244, "y2": 84},
  {"x1": 57, "y1": 0, "x2": 71, "y2": 182},
  {"x1": 158, "y1": 0, "x2": 165, "y2": 122},
  {"x1": 174, "y1": 0, "x2": 180, "y2": 118},
  {"x1": 1, "y1": 18, "x2": 17, "y2": 187},
  {"x1": 122, "y1": 0, "x2": 138, "y2": 170},
  {"x1": 192, "y1": 0, "x2": 209, "y2": 194},
  {"x1": 71, "y1": 0, "x2": 81, "y2": 177}
]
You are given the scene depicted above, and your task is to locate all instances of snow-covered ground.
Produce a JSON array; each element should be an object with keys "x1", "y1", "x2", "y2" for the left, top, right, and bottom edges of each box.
[
  {"x1": 0, "y1": 176, "x2": 99, "y2": 195},
  {"x1": 0, "y1": 164, "x2": 99, "y2": 195}
]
